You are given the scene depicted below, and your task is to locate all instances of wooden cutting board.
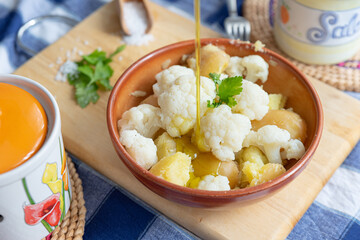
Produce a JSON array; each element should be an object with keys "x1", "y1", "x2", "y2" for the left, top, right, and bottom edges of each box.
[{"x1": 14, "y1": 1, "x2": 360, "y2": 239}]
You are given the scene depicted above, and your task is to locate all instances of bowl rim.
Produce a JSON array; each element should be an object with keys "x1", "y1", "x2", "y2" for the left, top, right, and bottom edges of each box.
[{"x1": 107, "y1": 38, "x2": 323, "y2": 198}]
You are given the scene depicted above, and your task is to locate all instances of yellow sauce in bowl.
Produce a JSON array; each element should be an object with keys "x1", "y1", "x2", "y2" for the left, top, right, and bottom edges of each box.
[{"x1": 0, "y1": 83, "x2": 47, "y2": 174}]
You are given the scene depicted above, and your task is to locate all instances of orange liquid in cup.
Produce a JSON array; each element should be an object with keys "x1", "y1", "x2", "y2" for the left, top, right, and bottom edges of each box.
[{"x1": 0, "y1": 83, "x2": 48, "y2": 174}]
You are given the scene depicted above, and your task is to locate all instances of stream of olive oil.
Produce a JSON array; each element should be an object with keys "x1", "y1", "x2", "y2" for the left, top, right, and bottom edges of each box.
[{"x1": 195, "y1": 0, "x2": 201, "y2": 138}]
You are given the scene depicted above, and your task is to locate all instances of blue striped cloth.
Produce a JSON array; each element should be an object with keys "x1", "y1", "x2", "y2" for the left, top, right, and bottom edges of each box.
[{"x1": 1, "y1": 0, "x2": 360, "y2": 239}]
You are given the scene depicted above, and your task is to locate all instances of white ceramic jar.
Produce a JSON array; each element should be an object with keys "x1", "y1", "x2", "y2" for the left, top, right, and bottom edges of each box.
[
  {"x1": 274, "y1": 0, "x2": 360, "y2": 64},
  {"x1": 0, "y1": 74, "x2": 71, "y2": 240}
]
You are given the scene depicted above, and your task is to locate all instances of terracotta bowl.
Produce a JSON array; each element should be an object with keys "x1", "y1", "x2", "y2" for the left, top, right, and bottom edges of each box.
[{"x1": 107, "y1": 38, "x2": 323, "y2": 208}]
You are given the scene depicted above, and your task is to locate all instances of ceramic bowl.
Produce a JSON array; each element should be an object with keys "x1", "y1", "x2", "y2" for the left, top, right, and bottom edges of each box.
[
  {"x1": 0, "y1": 74, "x2": 72, "y2": 239},
  {"x1": 107, "y1": 38, "x2": 323, "y2": 208}
]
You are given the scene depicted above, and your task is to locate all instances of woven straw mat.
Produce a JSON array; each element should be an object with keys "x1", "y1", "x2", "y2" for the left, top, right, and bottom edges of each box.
[
  {"x1": 42, "y1": 155, "x2": 86, "y2": 240},
  {"x1": 243, "y1": 0, "x2": 360, "y2": 92}
]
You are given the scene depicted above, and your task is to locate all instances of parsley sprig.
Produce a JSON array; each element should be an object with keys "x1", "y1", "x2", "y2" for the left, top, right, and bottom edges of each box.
[
  {"x1": 207, "y1": 73, "x2": 243, "y2": 108},
  {"x1": 68, "y1": 45, "x2": 126, "y2": 108}
]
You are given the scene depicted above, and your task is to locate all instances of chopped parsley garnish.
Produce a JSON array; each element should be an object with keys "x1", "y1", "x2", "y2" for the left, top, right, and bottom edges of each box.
[
  {"x1": 68, "y1": 45, "x2": 126, "y2": 108},
  {"x1": 207, "y1": 73, "x2": 243, "y2": 108}
]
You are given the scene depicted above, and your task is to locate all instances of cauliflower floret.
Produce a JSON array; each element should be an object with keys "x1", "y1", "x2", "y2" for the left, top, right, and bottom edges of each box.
[
  {"x1": 232, "y1": 80, "x2": 269, "y2": 120},
  {"x1": 281, "y1": 139, "x2": 305, "y2": 160},
  {"x1": 118, "y1": 104, "x2": 162, "y2": 138},
  {"x1": 197, "y1": 175, "x2": 230, "y2": 191},
  {"x1": 225, "y1": 55, "x2": 269, "y2": 83},
  {"x1": 119, "y1": 130, "x2": 157, "y2": 170},
  {"x1": 243, "y1": 125, "x2": 305, "y2": 164},
  {"x1": 224, "y1": 56, "x2": 244, "y2": 77},
  {"x1": 241, "y1": 55, "x2": 269, "y2": 83},
  {"x1": 199, "y1": 105, "x2": 251, "y2": 161},
  {"x1": 158, "y1": 74, "x2": 216, "y2": 137},
  {"x1": 153, "y1": 65, "x2": 194, "y2": 96},
  {"x1": 220, "y1": 73, "x2": 229, "y2": 80}
]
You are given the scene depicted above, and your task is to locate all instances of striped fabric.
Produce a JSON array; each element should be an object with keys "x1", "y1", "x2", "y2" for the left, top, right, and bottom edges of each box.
[{"x1": 1, "y1": 0, "x2": 359, "y2": 239}]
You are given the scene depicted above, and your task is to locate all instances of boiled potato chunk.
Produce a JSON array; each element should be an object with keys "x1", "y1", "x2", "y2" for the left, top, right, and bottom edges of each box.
[
  {"x1": 240, "y1": 146, "x2": 268, "y2": 167},
  {"x1": 268, "y1": 94, "x2": 287, "y2": 110},
  {"x1": 154, "y1": 132, "x2": 176, "y2": 160},
  {"x1": 252, "y1": 109, "x2": 307, "y2": 143},
  {"x1": 191, "y1": 130, "x2": 211, "y2": 152},
  {"x1": 175, "y1": 134, "x2": 200, "y2": 160},
  {"x1": 187, "y1": 44, "x2": 230, "y2": 77},
  {"x1": 218, "y1": 161, "x2": 239, "y2": 189},
  {"x1": 187, "y1": 172, "x2": 201, "y2": 189},
  {"x1": 192, "y1": 153, "x2": 221, "y2": 177},
  {"x1": 239, "y1": 146, "x2": 269, "y2": 186},
  {"x1": 149, "y1": 152, "x2": 191, "y2": 186},
  {"x1": 249, "y1": 163, "x2": 286, "y2": 187},
  {"x1": 192, "y1": 153, "x2": 239, "y2": 188},
  {"x1": 242, "y1": 162, "x2": 261, "y2": 184},
  {"x1": 152, "y1": 129, "x2": 166, "y2": 140}
]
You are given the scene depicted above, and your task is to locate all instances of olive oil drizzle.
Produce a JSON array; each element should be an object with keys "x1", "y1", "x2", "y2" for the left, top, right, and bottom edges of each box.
[{"x1": 195, "y1": 0, "x2": 201, "y2": 138}]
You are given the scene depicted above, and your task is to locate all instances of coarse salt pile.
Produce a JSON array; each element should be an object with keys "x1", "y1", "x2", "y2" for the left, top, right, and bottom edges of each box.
[
  {"x1": 55, "y1": 60, "x2": 78, "y2": 82},
  {"x1": 122, "y1": 1, "x2": 154, "y2": 46}
]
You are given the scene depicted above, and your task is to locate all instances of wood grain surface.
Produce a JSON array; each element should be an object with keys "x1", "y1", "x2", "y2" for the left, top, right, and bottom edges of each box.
[{"x1": 13, "y1": 1, "x2": 360, "y2": 239}]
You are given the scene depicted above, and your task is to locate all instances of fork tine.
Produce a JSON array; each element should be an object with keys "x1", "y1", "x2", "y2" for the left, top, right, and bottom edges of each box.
[
  {"x1": 232, "y1": 24, "x2": 239, "y2": 39},
  {"x1": 224, "y1": 15, "x2": 251, "y2": 40},
  {"x1": 224, "y1": 0, "x2": 251, "y2": 40},
  {"x1": 238, "y1": 24, "x2": 244, "y2": 40},
  {"x1": 226, "y1": 24, "x2": 234, "y2": 39},
  {"x1": 232, "y1": 25, "x2": 238, "y2": 39},
  {"x1": 241, "y1": 25, "x2": 247, "y2": 41},
  {"x1": 244, "y1": 23, "x2": 251, "y2": 41}
]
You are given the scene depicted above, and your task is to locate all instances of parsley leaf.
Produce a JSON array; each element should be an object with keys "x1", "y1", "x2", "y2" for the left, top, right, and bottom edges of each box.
[
  {"x1": 207, "y1": 73, "x2": 243, "y2": 108},
  {"x1": 93, "y1": 61, "x2": 113, "y2": 89},
  {"x1": 226, "y1": 96, "x2": 238, "y2": 108},
  {"x1": 67, "y1": 44, "x2": 126, "y2": 108},
  {"x1": 207, "y1": 100, "x2": 221, "y2": 108},
  {"x1": 82, "y1": 50, "x2": 107, "y2": 65},
  {"x1": 75, "y1": 82, "x2": 99, "y2": 108},
  {"x1": 209, "y1": 73, "x2": 221, "y2": 85},
  {"x1": 109, "y1": 45, "x2": 126, "y2": 59},
  {"x1": 218, "y1": 76, "x2": 243, "y2": 102},
  {"x1": 78, "y1": 65, "x2": 94, "y2": 80}
]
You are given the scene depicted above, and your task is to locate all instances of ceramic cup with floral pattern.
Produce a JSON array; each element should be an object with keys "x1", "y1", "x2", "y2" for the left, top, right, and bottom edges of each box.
[{"x1": 0, "y1": 74, "x2": 71, "y2": 240}]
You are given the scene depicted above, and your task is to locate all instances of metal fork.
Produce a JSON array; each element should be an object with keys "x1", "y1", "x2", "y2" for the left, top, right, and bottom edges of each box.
[{"x1": 224, "y1": 0, "x2": 251, "y2": 40}]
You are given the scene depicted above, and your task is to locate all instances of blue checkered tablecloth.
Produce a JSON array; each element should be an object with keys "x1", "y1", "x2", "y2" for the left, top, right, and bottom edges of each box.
[{"x1": 1, "y1": 0, "x2": 360, "y2": 239}]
